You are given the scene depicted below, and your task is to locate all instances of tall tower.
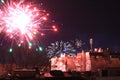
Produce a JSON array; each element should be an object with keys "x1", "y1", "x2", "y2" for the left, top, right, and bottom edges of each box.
[
  {"x1": 89, "y1": 38, "x2": 93, "y2": 51},
  {"x1": 89, "y1": 32, "x2": 93, "y2": 52}
]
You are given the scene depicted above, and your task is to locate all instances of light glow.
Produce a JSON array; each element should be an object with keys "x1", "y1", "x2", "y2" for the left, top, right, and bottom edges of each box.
[{"x1": 0, "y1": 0, "x2": 55, "y2": 44}]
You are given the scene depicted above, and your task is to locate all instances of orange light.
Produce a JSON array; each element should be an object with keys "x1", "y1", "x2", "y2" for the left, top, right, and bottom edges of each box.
[
  {"x1": 54, "y1": 28, "x2": 58, "y2": 32},
  {"x1": 52, "y1": 25, "x2": 56, "y2": 29},
  {"x1": 43, "y1": 17, "x2": 47, "y2": 21},
  {"x1": 46, "y1": 13, "x2": 50, "y2": 16},
  {"x1": 40, "y1": 33, "x2": 44, "y2": 36},
  {"x1": 28, "y1": 46, "x2": 31, "y2": 49}
]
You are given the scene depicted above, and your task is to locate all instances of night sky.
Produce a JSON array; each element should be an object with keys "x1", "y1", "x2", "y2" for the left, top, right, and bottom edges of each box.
[
  {"x1": 41, "y1": 0, "x2": 120, "y2": 52},
  {"x1": 0, "y1": 0, "x2": 119, "y2": 52},
  {"x1": 0, "y1": 0, "x2": 119, "y2": 64}
]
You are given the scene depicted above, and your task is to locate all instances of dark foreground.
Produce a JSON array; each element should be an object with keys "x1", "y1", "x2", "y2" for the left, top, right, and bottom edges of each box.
[
  {"x1": 1, "y1": 70, "x2": 120, "y2": 80},
  {"x1": 0, "y1": 71, "x2": 89, "y2": 80},
  {"x1": 0, "y1": 77, "x2": 88, "y2": 80}
]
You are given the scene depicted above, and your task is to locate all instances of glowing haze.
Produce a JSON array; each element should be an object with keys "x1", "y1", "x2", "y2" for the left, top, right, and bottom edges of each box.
[{"x1": 0, "y1": 0, "x2": 57, "y2": 44}]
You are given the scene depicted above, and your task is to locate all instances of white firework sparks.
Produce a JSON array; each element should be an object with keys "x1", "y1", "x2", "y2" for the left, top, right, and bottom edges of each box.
[
  {"x1": 0, "y1": 0, "x2": 56, "y2": 44},
  {"x1": 46, "y1": 41, "x2": 76, "y2": 58}
]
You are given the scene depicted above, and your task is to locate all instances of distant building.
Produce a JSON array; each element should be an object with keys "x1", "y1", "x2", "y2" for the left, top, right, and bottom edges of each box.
[
  {"x1": 50, "y1": 50, "x2": 120, "y2": 73},
  {"x1": 50, "y1": 52, "x2": 91, "y2": 72}
]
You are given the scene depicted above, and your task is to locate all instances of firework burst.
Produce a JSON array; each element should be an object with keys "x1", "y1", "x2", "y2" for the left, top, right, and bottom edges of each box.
[
  {"x1": 0, "y1": 0, "x2": 57, "y2": 45},
  {"x1": 46, "y1": 39, "x2": 87, "y2": 59},
  {"x1": 46, "y1": 41, "x2": 76, "y2": 58}
]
